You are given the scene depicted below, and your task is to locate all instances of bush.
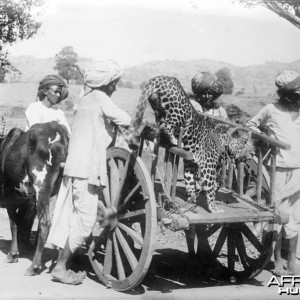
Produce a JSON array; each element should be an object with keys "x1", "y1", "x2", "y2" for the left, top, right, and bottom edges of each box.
[{"x1": 216, "y1": 68, "x2": 234, "y2": 95}]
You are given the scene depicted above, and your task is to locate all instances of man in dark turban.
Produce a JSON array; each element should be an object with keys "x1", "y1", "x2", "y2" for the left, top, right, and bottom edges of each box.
[
  {"x1": 25, "y1": 74, "x2": 71, "y2": 134},
  {"x1": 190, "y1": 71, "x2": 227, "y2": 119},
  {"x1": 37, "y1": 74, "x2": 69, "y2": 102}
]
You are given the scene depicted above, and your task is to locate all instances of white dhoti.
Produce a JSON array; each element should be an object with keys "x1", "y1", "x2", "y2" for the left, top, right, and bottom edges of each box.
[
  {"x1": 47, "y1": 176, "x2": 98, "y2": 253},
  {"x1": 274, "y1": 168, "x2": 300, "y2": 240}
]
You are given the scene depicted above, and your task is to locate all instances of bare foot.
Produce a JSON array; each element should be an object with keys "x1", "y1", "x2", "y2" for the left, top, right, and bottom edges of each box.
[
  {"x1": 286, "y1": 264, "x2": 300, "y2": 275},
  {"x1": 273, "y1": 259, "x2": 287, "y2": 276},
  {"x1": 51, "y1": 269, "x2": 86, "y2": 285}
]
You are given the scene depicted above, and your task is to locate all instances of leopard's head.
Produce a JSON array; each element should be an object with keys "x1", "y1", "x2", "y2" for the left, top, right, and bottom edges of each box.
[{"x1": 227, "y1": 128, "x2": 255, "y2": 162}]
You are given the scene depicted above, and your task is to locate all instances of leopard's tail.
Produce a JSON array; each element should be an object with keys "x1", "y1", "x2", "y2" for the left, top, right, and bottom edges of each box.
[{"x1": 132, "y1": 80, "x2": 155, "y2": 130}]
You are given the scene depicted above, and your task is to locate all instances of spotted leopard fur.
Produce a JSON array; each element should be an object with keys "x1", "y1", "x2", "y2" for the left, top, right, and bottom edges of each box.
[{"x1": 133, "y1": 76, "x2": 254, "y2": 213}]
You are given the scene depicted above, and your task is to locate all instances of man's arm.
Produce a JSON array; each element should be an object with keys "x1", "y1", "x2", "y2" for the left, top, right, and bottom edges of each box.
[
  {"x1": 101, "y1": 95, "x2": 131, "y2": 126},
  {"x1": 246, "y1": 105, "x2": 270, "y2": 133}
]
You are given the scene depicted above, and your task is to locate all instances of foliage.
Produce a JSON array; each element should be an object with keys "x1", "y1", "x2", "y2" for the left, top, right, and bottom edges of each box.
[
  {"x1": 139, "y1": 81, "x2": 147, "y2": 90},
  {"x1": 0, "y1": 0, "x2": 44, "y2": 45},
  {"x1": 0, "y1": 66, "x2": 6, "y2": 82},
  {"x1": 118, "y1": 79, "x2": 124, "y2": 87},
  {"x1": 54, "y1": 46, "x2": 81, "y2": 84},
  {"x1": 215, "y1": 67, "x2": 234, "y2": 95},
  {"x1": 123, "y1": 80, "x2": 135, "y2": 89},
  {"x1": 0, "y1": 0, "x2": 44, "y2": 82},
  {"x1": 238, "y1": 0, "x2": 300, "y2": 29}
]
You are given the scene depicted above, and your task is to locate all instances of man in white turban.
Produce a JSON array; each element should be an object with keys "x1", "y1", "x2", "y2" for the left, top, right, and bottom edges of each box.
[
  {"x1": 83, "y1": 60, "x2": 122, "y2": 90},
  {"x1": 247, "y1": 70, "x2": 300, "y2": 276},
  {"x1": 47, "y1": 60, "x2": 131, "y2": 284}
]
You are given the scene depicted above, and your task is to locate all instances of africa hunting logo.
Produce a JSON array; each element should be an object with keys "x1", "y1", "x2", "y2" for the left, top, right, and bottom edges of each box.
[{"x1": 268, "y1": 276, "x2": 300, "y2": 295}]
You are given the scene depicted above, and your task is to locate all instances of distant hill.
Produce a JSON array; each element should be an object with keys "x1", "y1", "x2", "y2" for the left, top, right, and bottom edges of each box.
[
  {"x1": 7, "y1": 55, "x2": 300, "y2": 96},
  {"x1": 123, "y1": 59, "x2": 300, "y2": 96}
]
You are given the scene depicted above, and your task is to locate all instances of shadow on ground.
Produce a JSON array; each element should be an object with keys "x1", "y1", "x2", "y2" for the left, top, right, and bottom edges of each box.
[{"x1": 77, "y1": 245, "x2": 267, "y2": 296}]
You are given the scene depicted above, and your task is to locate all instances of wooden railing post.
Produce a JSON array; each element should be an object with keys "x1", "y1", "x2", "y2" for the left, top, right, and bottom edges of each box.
[
  {"x1": 171, "y1": 127, "x2": 184, "y2": 202},
  {"x1": 150, "y1": 135, "x2": 160, "y2": 184},
  {"x1": 227, "y1": 160, "x2": 234, "y2": 189},
  {"x1": 238, "y1": 162, "x2": 244, "y2": 198},
  {"x1": 269, "y1": 146, "x2": 277, "y2": 206},
  {"x1": 256, "y1": 146, "x2": 263, "y2": 203},
  {"x1": 138, "y1": 136, "x2": 144, "y2": 157}
]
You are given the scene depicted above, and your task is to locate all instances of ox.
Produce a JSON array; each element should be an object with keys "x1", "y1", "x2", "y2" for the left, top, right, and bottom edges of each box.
[{"x1": 0, "y1": 121, "x2": 69, "y2": 276}]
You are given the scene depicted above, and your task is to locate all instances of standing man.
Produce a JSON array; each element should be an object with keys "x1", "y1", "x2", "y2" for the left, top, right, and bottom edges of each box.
[
  {"x1": 247, "y1": 70, "x2": 300, "y2": 276},
  {"x1": 47, "y1": 60, "x2": 131, "y2": 285},
  {"x1": 190, "y1": 71, "x2": 228, "y2": 119},
  {"x1": 25, "y1": 74, "x2": 71, "y2": 135}
]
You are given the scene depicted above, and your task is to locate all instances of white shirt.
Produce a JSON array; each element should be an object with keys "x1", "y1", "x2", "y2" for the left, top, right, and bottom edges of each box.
[
  {"x1": 25, "y1": 101, "x2": 71, "y2": 135},
  {"x1": 190, "y1": 99, "x2": 228, "y2": 119},
  {"x1": 247, "y1": 103, "x2": 300, "y2": 168},
  {"x1": 63, "y1": 90, "x2": 131, "y2": 186}
]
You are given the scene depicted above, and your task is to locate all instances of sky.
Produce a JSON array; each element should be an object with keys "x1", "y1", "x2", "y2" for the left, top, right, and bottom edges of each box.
[{"x1": 7, "y1": 0, "x2": 300, "y2": 67}]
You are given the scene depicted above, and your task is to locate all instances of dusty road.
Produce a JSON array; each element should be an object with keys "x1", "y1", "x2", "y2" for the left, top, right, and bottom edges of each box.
[{"x1": 0, "y1": 208, "x2": 296, "y2": 300}]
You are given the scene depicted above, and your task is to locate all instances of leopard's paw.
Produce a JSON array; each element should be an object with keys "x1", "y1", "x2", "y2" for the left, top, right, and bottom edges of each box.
[
  {"x1": 208, "y1": 203, "x2": 224, "y2": 213},
  {"x1": 188, "y1": 195, "x2": 197, "y2": 203}
]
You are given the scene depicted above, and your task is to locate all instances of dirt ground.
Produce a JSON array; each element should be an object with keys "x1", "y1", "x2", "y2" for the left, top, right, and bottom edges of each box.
[{"x1": 0, "y1": 208, "x2": 297, "y2": 300}]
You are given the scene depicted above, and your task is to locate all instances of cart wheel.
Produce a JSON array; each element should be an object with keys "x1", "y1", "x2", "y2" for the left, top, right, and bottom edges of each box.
[
  {"x1": 195, "y1": 221, "x2": 274, "y2": 282},
  {"x1": 88, "y1": 147, "x2": 156, "y2": 291}
]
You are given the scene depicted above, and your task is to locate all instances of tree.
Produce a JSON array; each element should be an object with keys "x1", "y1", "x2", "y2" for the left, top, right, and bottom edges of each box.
[
  {"x1": 117, "y1": 79, "x2": 124, "y2": 87},
  {"x1": 139, "y1": 81, "x2": 147, "y2": 89},
  {"x1": 215, "y1": 67, "x2": 234, "y2": 94},
  {"x1": 123, "y1": 80, "x2": 134, "y2": 89},
  {"x1": 0, "y1": 0, "x2": 44, "y2": 81},
  {"x1": 238, "y1": 1, "x2": 300, "y2": 29},
  {"x1": 54, "y1": 46, "x2": 80, "y2": 84}
]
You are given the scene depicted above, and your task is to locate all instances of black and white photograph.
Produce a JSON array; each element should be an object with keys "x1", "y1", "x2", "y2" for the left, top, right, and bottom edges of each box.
[{"x1": 1, "y1": 0, "x2": 300, "y2": 299}]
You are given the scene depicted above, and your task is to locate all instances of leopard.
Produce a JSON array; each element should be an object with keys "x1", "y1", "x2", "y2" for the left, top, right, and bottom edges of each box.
[{"x1": 132, "y1": 75, "x2": 254, "y2": 213}]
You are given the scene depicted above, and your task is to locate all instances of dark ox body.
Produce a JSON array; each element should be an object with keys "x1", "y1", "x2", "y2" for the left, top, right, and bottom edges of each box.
[{"x1": 0, "y1": 121, "x2": 69, "y2": 275}]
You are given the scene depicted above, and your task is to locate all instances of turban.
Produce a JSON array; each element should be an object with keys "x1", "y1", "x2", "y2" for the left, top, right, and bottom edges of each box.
[
  {"x1": 275, "y1": 70, "x2": 300, "y2": 95},
  {"x1": 191, "y1": 71, "x2": 223, "y2": 97},
  {"x1": 37, "y1": 74, "x2": 68, "y2": 101},
  {"x1": 84, "y1": 60, "x2": 122, "y2": 89}
]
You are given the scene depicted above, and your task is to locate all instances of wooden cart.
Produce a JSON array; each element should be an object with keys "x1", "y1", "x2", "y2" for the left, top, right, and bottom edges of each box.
[{"x1": 87, "y1": 119, "x2": 290, "y2": 292}]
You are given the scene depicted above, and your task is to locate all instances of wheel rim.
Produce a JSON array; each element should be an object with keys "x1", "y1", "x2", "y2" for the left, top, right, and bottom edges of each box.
[
  {"x1": 88, "y1": 147, "x2": 156, "y2": 291},
  {"x1": 196, "y1": 221, "x2": 274, "y2": 282}
]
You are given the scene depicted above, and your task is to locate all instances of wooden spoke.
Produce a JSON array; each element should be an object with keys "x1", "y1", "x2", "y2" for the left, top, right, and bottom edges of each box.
[
  {"x1": 93, "y1": 228, "x2": 109, "y2": 251},
  {"x1": 241, "y1": 224, "x2": 264, "y2": 253},
  {"x1": 103, "y1": 234, "x2": 113, "y2": 275},
  {"x1": 118, "y1": 222, "x2": 144, "y2": 248},
  {"x1": 116, "y1": 157, "x2": 124, "y2": 177},
  {"x1": 109, "y1": 158, "x2": 120, "y2": 204},
  {"x1": 117, "y1": 182, "x2": 141, "y2": 213},
  {"x1": 213, "y1": 226, "x2": 228, "y2": 257},
  {"x1": 113, "y1": 232, "x2": 126, "y2": 280},
  {"x1": 205, "y1": 224, "x2": 222, "y2": 238},
  {"x1": 115, "y1": 227, "x2": 138, "y2": 271},
  {"x1": 113, "y1": 157, "x2": 130, "y2": 207},
  {"x1": 235, "y1": 230, "x2": 251, "y2": 270},
  {"x1": 118, "y1": 209, "x2": 145, "y2": 220},
  {"x1": 102, "y1": 176, "x2": 111, "y2": 207},
  {"x1": 227, "y1": 227, "x2": 236, "y2": 272}
]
